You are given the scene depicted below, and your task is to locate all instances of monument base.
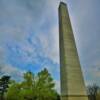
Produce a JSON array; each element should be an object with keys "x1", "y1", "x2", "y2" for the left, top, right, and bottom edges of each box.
[{"x1": 61, "y1": 95, "x2": 89, "y2": 100}]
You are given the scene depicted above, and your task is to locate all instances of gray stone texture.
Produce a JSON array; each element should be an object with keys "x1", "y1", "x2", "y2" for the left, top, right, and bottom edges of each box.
[{"x1": 59, "y1": 2, "x2": 88, "y2": 100}]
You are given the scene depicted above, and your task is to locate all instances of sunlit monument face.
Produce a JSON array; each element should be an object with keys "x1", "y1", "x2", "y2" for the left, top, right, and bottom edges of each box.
[{"x1": 59, "y1": 2, "x2": 88, "y2": 100}]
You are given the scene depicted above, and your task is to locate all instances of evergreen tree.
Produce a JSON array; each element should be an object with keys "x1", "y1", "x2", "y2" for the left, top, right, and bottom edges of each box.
[{"x1": 0, "y1": 75, "x2": 10, "y2": 100}]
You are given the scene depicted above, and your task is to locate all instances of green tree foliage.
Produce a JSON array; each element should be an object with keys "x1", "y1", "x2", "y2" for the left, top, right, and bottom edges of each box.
[
  {"x1": 6, "y1": 68, "x2": 59, "y2": 100},
  {"x1": 6, "y1": 83, "x2": 21, "y2": 100},
  {"x1": 36, "y1": 68, "x2": 57, "y2": 100}
]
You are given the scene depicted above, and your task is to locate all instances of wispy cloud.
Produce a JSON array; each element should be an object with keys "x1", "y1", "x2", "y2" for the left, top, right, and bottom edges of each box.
[
  {"x1": 0, "y1": 64, "x2": 24, "y2": 81},
  {"x1": 0, "y1": 0, "x2": 100, "y2": 93},
  {"x1": 54, "y1": 80, "x2": 60, "y2": 93},
  {"x1": 67, "y1": 0, "x2": 100, "y2": 86},
  {"x1": 85, "y1": 64, "x2": 100, "y2": 86}
]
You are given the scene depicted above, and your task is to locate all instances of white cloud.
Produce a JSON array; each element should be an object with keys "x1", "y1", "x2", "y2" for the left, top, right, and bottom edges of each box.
[
  {"x1": 54, "y1": 80, "x2": 60, "y2": 93},
  {"x1": 37, "y1": 27, "x2": 59, "y2": 64},
  {"x1": 0, "y1": 0, "x2": 100, "y2": 89},
  {"x1": 0, "y1": 0, "x2": 60, "y2": 65},
  {"x1": 0, "y1": 64, "x2": 24, "y2": 81},
  {"x1": 85, "y1": 64, "x2": 100, "y2": 86}
]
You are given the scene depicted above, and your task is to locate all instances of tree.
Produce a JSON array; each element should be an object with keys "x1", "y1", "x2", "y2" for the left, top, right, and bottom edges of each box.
[
  {"x1": 0, "y1": 75, "x2": 10, "y2": 100},
  {"x1": 87, "y1": 84, "x2": 100, "y2": 100},
  {"x1": 20, "y1": 71, "x2": 37, "y2": 100},
  {"x1": 6, "y1": 83, "x2": 21, "y2": 100},
  {"x1": 7, "y1": 72, "x2": 35, "y2": 100},
  {"x1": 36, "y1": 68, "x2": 57, "y2": 100},
  {"x1": 6, "y1": 68, "x2": 59, "y2": 100}
]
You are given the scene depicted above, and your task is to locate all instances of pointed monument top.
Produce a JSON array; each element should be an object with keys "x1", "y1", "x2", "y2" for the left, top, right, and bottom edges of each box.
[
  {"x1": 59, "y1": 1, "x2": 67, "y2": 9},
  {"x1": 60, "y1": 1, "x2": 66, "y2": 5}
]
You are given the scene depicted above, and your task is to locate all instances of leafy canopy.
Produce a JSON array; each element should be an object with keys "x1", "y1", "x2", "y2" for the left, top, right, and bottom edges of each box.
[{"x1": 6, "y1": 68, "x2": 59, "y2": 100}]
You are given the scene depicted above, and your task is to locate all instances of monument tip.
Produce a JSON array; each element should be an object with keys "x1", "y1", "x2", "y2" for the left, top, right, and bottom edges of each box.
[
  {"x1": 59, "y1": 1, "x2": 67, "y2": 9},
  {"x1": 59, "y1": 1, "x2": 66, "y2": 6}
]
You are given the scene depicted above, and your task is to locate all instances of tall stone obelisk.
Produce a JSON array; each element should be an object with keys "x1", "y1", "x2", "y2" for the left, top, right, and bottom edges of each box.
[{"x1": 59, "y1": 2, "x2": 88, "y2": 100}]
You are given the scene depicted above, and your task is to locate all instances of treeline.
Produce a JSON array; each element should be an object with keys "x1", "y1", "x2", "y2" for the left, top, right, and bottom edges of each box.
[
  {"x1": 0, "y1": 68, "x2": 100, "y2": 100},
  {"x1": 0, "y1": 68, "x2": 60, "y2": 100}
]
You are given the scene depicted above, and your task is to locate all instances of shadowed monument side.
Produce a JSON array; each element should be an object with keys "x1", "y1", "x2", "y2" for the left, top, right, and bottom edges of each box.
[{"x1": 59, "y1": 2, "x2": 88, "y2": 100}]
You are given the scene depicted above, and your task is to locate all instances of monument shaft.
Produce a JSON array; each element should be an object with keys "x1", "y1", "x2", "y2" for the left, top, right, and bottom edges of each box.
[{"x1": 59, "y1": 2, "x2": 88, "y2": 100}]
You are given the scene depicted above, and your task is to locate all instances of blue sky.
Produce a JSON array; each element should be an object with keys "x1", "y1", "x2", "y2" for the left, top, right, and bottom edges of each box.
[{"x1": 0, "y1": 0, "x2": 100, "y2": 93}]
